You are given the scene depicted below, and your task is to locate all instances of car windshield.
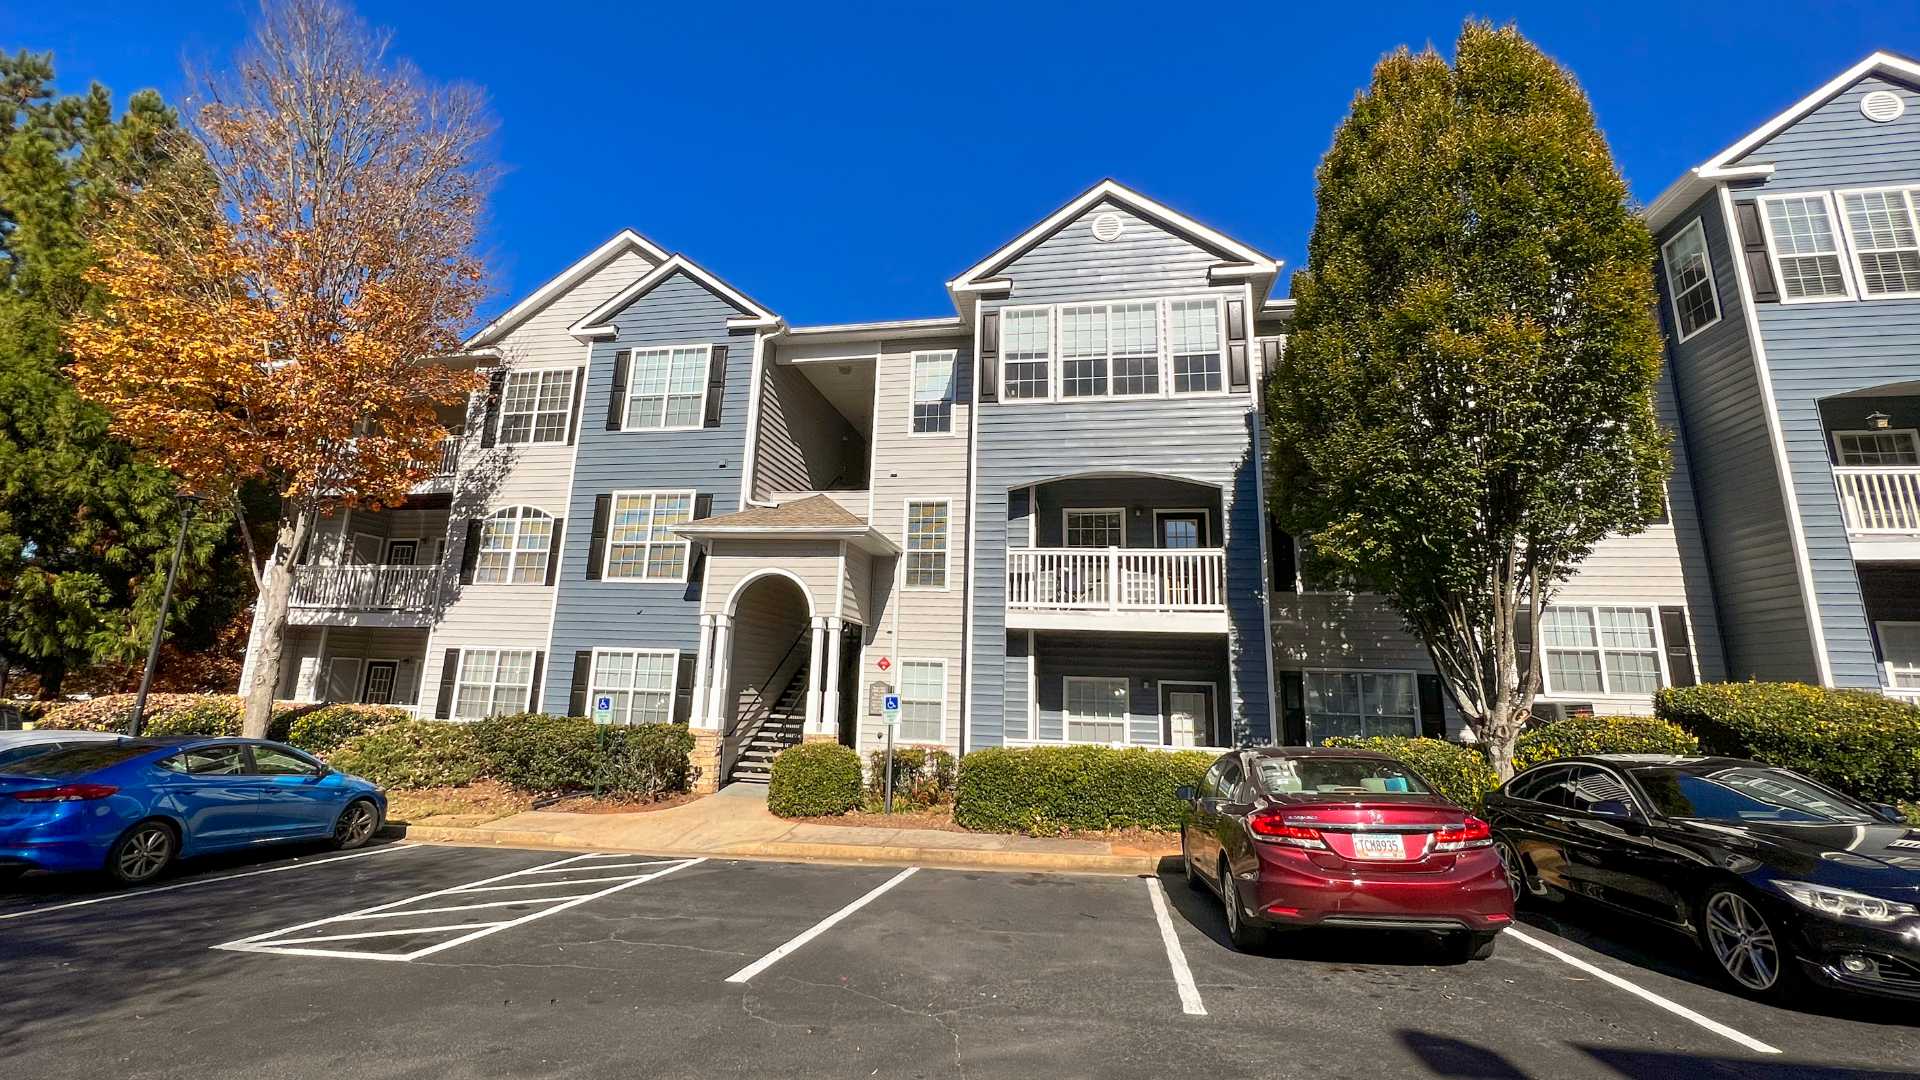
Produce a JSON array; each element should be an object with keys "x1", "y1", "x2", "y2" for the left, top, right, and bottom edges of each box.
[
  {"x1": 0, "y1": 741, "x2": 155, "y2": 778},
  {"x1": 1631, "y1": 767, "x2": 1877, "y2": 824},
  {"x1": 1255, "y1": 756, "x2": 1432, "y2": 797}
]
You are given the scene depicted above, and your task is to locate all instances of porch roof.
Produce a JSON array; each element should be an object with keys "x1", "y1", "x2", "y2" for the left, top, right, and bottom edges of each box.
[{"x1": 675, "y1": 495, "x2": 898, "y2": 554}]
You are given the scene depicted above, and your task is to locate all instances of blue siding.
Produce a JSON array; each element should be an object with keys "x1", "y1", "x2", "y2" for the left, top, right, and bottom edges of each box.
[{"x1": 1731, "y1": 75, "x2": 1920, "y2": 193}]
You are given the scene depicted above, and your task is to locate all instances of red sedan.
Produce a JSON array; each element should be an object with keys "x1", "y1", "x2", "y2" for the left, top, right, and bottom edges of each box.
[{"x1": 1178, "y1": 747, "x2": 1513, "y2": 959}]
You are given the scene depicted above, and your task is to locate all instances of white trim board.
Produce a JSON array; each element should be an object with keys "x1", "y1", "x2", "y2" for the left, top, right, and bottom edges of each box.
[
  {"x1": 569, "y1": 254, "x2": 779, "y2": 340},
  {"x1": 463, "y1": 229, "x2": 670, "y2": 349}
]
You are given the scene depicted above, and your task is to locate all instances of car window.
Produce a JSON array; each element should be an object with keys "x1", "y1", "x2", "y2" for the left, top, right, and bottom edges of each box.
[
  {"x1": 1561, "y1": 765, "x2": 1638, "y2": 816},
  {"x1": 0, "y1": 743, "x2": 61, "y2": 766},
  {"x1": 1515, "y1": 766, "x2": 1571, "y2": 807},
  {"x1": 0, "y1": 742, "x2": 155, "y2": 776},
  {"x1": 1254, "y1": 756, "x2": 1432, "y2": 797},
  {"x1": 166, "y1": 744, "x2": 249, "y2": 776},
  {"x1": 1200, "y1": 761, "x2": 1226, "y2": 798},
  {"x1": 1632, "y1": 767, "x2": 1876, "y2": 824},
  {"x1": 251, "y1": 746, "x2": 319, "y2": 776},
  {"x1": 1215, "y1": 758, "x2": 1246, "y2": 801}
]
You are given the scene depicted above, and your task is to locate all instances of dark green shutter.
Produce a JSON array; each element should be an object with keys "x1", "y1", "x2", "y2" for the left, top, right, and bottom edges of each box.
[
  {"x1": 1515, "y1": 610, "x2": 1536, "y2": 694},
  {"x1": 585, "y1": 495, "x2": 611, "y2": 580},
  {"x1": 458, "y1": 520, "x2": 482, "y2": 584},
  {"x1": 477, "y1": 370, "x2": 506, "y2": 448},
  {"x1": 1660, "y1": 607, "x2": 1697, "y2": 687},
  {"x1": 1267, "y1": 516, "x2": 1295, "y2": 595},
  {"x1": 703, "y1": 346, "x2": 729, "y2": 427},
  {"x1": 1226, "y1": 298, "x2": 1249, "y2": 391},
  {"x1": 673, "y1": 652, "x2": 698, "y2": 724},
  {"x1": 978, "y1": 311, "x2": 1000, "y2": 402},
  {"x1": 434, "y1": 649, "x2": 460, "y2": 719},
  {"x1": 687, "y1": 495, "x2": 713, "y2": 583},
  {"x1": 1280, "y1": 671, "x2": 1305, "y2": 745},
  {"x1": 568, "y1": 650, "x2": 593, "y2": 717},
  {"x1": 544, "y1": 518, "x2": 565, "y2": 586},
  {"x1": 1417, "y1": 674, "x2": 1446, "y2": 738},
  {"x1": 606, "y1": 351, "x2": 631, "y2": 430},
  {"x1": 1733, "y1": 201, "x2": 1780, "y2": 304},
  {"x1": 527, "y1": 652, "x2": 545, "y2": 714}
]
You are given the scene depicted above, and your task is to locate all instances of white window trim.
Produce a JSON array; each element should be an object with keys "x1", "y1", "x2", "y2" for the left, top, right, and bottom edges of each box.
[
  {"x1": 620, "y1": 343, "x2": 713, "y2": 434},
  {"x1": 1875, "y1": 620, "x2": 1920, "y2": 689},
  {"x1": 1661, "y1": 218, "x2": 1723, "y2": 342},
  {"x1": 998, "y1": 304, "x2": 1055, "y2": 403},
  {"x1": 1831, "y1": 427, "x2": 1920, "y2": 467},
  {"x1": 894, "y1": 657, "x2": 949, "y2": 744},
  {"x1": 1061, "y1": 674, "x2": 1133, "y2": 746},
  {"x1": 587, "y1": 647, "x2": 681, "y2": 726},
  {"x1": 1834, "y1": 185, "x2": 1920, "y2": 301},
  {"x1": 1156, "y1": 679, "x2": 1219, "y2": 749},
  {"x1": 475, "y1": 506, "x2": 555, "y2": 586},
  {"x1": 902, "y1": 497, "x2": 952, "y2": 592},
  {"x1": 359, "y1": 657, "x2": 402, "y2": 705},
  {"x1": 1537, "y1": 603, "x2": 1673, "y2": 699},
  {"x1": 452, "y1": 647, "x2": 539, "y2": 721},
  {"x1": 1057, "y1": 299, "x2": 1165, "y2": 400},
  {"x1": 1152, "y1": 507, "x2": 1212, "y2": 548},
  {"x1": 1062, "y1": 507, "x2": 1127, "y2": 549},
  {"x1": 602, "y1": 489, "x2": 697, "y2": 584},
  {"x1": 993, "y1": 292, "x2": 1238, "y2": 406},
  {"x1": 907, "y1": 349, "x2": 959, "y2": 438},
  {"x1": 1301, "y1": 668, "x2": 1420, "y2": 743},
  {"x1": 1755, "y1": 191, "x2": 1857, "y2": 304},
  {"x1": 495, "y1": 367, "x2": 578, "y2": 446}
]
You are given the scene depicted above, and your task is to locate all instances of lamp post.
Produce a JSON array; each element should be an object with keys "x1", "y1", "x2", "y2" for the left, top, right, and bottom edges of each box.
[{"x1": 129, "y1": 492, "x2": 205, "y2": 737}]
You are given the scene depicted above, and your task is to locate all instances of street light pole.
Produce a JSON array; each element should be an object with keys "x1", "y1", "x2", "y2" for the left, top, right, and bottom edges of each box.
[{"x1": 130, "y1": 493, "x2": 202, "y2": 737}]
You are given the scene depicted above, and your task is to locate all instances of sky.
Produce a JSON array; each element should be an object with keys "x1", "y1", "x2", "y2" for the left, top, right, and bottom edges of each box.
[{"x1": 8, "y1": 1, "x2": 1920, "y2": 328}]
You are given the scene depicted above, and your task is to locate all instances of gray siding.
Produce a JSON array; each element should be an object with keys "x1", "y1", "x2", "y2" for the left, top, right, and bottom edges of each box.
[
  {"x1": 1012, "y1": 632, "x2": 1230, "y2": 746},
  {"x1": 998, "y1": 199, "x2": 1223, "y2": 302},
  {"x1": 752, "y1": 361, "x2": 864, "y2": 497},
  {"x1": 1730, "y1": 75, "x2": 1920, "y2": 192}
]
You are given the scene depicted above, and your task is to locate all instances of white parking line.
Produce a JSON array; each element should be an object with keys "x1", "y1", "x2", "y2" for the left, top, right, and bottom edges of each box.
[
  {"x1": 1505, "y1": 928, "x2": 1780, "y2": 1055},
  {"x1": 1146, "y1": 878, "x2": 1207, "y2": 1016},
  {"x1": 725, "y1": 866, "x2": 919, "y2": 984},
  {"x1": 0, "y1": 842, "x2": 422, "y2": 923}
]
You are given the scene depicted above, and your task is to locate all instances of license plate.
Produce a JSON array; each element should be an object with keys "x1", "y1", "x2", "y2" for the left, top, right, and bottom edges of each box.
[{"x1": 1352, "y1": 833, "x2": 1405, "y2": 860}]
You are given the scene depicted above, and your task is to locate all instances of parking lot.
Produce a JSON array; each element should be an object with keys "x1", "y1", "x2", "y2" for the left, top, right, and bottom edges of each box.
[{"x1": 4, "y1": 840, "x2": 1918, "y2": 1079}]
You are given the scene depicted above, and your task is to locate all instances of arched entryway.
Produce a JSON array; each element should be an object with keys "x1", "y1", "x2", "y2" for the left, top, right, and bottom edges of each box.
[{"x1": 709, "y1": 571, "x2": 814, "y2": 785}]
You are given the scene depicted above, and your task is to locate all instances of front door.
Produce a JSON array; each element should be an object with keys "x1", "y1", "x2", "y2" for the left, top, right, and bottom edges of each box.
[
  {"x1": 1161, "y1": 683, "x2": 1217, "y2": 748},
  {"x1": 361, "y1": 660, "x2": 399, "y2": 704},
  {"x1": 1157, "y1": 512, "x2": 1206, "y2": 549},
  {"x1": 384, "y1": 540, "x2": 417, "y2": 566}
]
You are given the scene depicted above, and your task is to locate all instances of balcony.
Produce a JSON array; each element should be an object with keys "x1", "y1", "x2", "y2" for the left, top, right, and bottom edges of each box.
[
  {"x1": 1834, "y1": 467, "x2": 1920, "y2": 560},
  {"x1": 409, "y1": 436, "x2": 463, "y2": 492},
  {"x1": 289, "y1": 565, "x2": 443, "y2": 627},
  {"x1": 1006, "y1": 548, "x2": 1229, "y2": 633}
]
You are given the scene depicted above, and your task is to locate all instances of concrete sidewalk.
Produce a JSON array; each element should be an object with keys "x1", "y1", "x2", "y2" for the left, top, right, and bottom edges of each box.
[{"x1": 393, "y1": 784, "x2": 1172, "y2": 875}]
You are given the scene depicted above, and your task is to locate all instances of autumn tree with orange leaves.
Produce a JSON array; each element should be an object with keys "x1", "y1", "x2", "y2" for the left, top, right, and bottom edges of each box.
[{"x1": 68, "y1": 0, "x2": 492, "y2": 737}]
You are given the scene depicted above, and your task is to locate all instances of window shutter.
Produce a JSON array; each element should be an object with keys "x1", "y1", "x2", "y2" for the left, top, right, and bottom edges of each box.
[
  {"x1": 477, "y1": 370, "x2": 507, "y2": 449},
  {"x1": 1417, "y1": 674, "x2": 1446, "y2": 738},
  {"x1": 1260, "y1": 338, "x2": 1281, "y2": 382},
  {"x1": 586, "y1": 494, "x2": 611, "y2": 580},
  {"x1": 1279, "y1": 671, "x2": 1305, "y2": 745},
  {"x1": 1659, "y1": 607, "x2": 1697, "y2": 687},
  {"x1": 545, "y1": 518, "x2": 565, "y2": 586},
  {"x1": 1733, "y1": 201, "x2": 1780, "y2": 304},
  {"x1": 687, "y1": 494, "x2": 714, "y2": 584},
  {"x1": 1226, "y1": 298, "x2": 1250, "y2": 391},
  {"x1": 566, "y1": 366, "x2": 586, "y2": 445},
  {"x1": 673, "y1": 652, "x2": 698, "y2": 724},
  {"x1": 703, "y1": 345, "x2": 729, "y2": 428},
  {"x1": 1266, "y1": 516, "x2": 1296, "y2": 595},
  {"x1": 606, "y1": 350, "x2": 631, "y2": 430},
  {"x1": 435, "y1": 649, "x2": 460, "y2": 719},
  {"x1": 459, "y1": 520, "x2": 483, "y2": 584},
  {"x1": 978, "y1": 311, "x2": 1000, "y2": 403},
  {"x1": 568, "y1": 650, "x2": 593, "y2": 717},
  {"x1": 528, "y1": 651, "x2": 545, "y2": 714},
  {"x1": 1515, "y1": 610, "x2": 1536, "y2": 692}
]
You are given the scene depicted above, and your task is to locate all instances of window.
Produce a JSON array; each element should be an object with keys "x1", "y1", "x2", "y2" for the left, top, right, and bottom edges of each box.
[
  {"x1": 1001, "y1": 308, "x2": 1052, "y2": 400},
  {"x1": 1168, "y1": 298, "x2": 1223, "y2": 393},
  {"x1": 497, "y1": 369, "x2": 576, "y2": 445},
  {"x1": 1760, "y1": 194, "x2": 1853, "y2": 300},
  {"x1": 1839, "y1": 188, "x2": 1920, "y2": 297},
  {"x1": 1064, "y1": 509, "x2": 1124, "y2": 548},
  {"x1": 589, "y1": 649, "x2": 679, "y2": 725},
  {"x1": 1058, "y1": 301, "x2": 1159, "y2": 398},
  {"x1": 1063, "y1": 676, "x2": 1129, "y2": 744},
  {"x1": 605, "y1": 491, "x2": 694, "y2": 582},
  {"x1": 252, "y1": 746, "x2": 320, "y2": 776},
  {"x1": 1541, "y1": 605, "x2": 1665, "y2": 696},
  {"x1": 1254, "y1": 756, "x2": 1433, "y2": 796},
  {"x1": 1876, "y1": 621, "x2": 1920, "y2": 690},
  {"x1": 624, "y1": 345, "x2": 711, "y2": 431},
  {"x1": 904, "y1": 500, "x2": 949, "y2": 588},
  {"x1": 1834, "y1": 429, "x2": 1920, "y2": 467},
  {"x1": 1661, "y1": 219, "x2": 1721, "y2": 340},
  {"x1": 910, "y1": 350, "x2": 957, "y2": 434},
  {"x1": 454, "y1": 648, "x2": 536, "y2": 720},
  {"x1": 897, "y1": 660, "x2": 946, "y2": 742},
  {"x1": 475, "y1": 506, "x2": 554, "y2": 584},
  {"x1": 1303, "y1": 671, "x2": 1417, "y2": 743}
]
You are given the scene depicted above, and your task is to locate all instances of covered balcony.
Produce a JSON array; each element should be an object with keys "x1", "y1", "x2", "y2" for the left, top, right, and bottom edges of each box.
[
  {"x1": 1825, "y1": 391, "x2": 1920, "y2": 558},
  {"x1": 289, "y1": 500, "x2": 451, "y2": 628}
]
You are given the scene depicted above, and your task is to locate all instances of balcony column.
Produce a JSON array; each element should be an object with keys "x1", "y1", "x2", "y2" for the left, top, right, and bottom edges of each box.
[
  {"x1": 690, "y1": 614, "x2": 717, "y2": 731},
  {"x1": 803, "y1": 616, "x2": 828, "y2": 734},
  {"x1": 817, "y1": 617, "x2": 845, "y2": 738},
  {"x1": 704, "y1": 614, "x2": 735, "y2": 728}
]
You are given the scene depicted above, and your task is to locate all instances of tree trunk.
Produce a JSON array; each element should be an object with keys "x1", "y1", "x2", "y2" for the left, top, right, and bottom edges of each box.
[
  {"x1": 241, "y1": 509, "x2": 311, "y2": 739},
  {"x1": 38, "y1": 661, "x2": 64, "y2": 701}
]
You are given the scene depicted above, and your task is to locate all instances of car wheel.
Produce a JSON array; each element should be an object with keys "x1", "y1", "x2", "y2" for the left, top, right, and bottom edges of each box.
[
  {"x1": 1218, "y1": 855, "x2": 1268, "y2": 952},
  {"x1": 107, "y1": 820, "x2": 176, "y2": 886},
  {"x1": 1449, "y1": 931, "x2": 1500, "y2": 962},
  {"x1": 1699, "y1": 887, "x2": 1796, "y2": 1000},
  {"x1": 1494, "y1": 836, "x2": 1541, "y2": 905},
  {"x1": 332, "y1": 799, "x2": 380, "y2": 851},
  {"x1": 1182, "y1": 830, "x2": 1205, "y2": 892}
]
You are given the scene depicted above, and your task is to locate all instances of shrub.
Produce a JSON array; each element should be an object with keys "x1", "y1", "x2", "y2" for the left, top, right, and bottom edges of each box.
[
  {"x1": 1513, "y1": 714, "x2": 1699, "y2": 771},
  {"x1": 285, "y1": 704, "x2": 412, "y2": 754},
  {"x1": 600, "y1": 723, "x2": 695, "y2": 798},
  {"x1": 38, "y1": 693, "x2": 302, "y2": 739},
  {"x1": 768, "y1": 742, "x2": 863, "y2": 817},
  {"x1": 470, "y1": 713, "x2": 601, "y2": 793},
  {"x1": 866, "y1": 747, "x2": 958, "y2": 808},
  {"x1": 952, "y1": 746, "x2": 1215, "y2": 834},
  {"x1": 1321, "y1": 736, "x2": 1500, "y2": 813},
  {"x1": 330, "y1": 721, "x2": 483, "y2": 788},
  {"x1": 1657, "y1": 683, "x2": 1920, "y2": 804}
]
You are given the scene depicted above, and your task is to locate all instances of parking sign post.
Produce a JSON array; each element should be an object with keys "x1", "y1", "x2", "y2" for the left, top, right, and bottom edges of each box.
[
  {"x1": 591, "y1": 695, "x2": 614, "y2": 798},
  {"x1": 881, "y1": 693, "x2": 901, "y2": 814}
]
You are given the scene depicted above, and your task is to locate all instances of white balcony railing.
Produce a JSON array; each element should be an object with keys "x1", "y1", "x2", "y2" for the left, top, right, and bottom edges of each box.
[
  {"x1": 409, "y1": 436, "x2": 462, "y2": 484},
  {"x1": 1835, "y1": 466, "x2": 1920, "y2": 533},
  {"x1": 1006, "y1": 548, "x2": 1227, "y2": 613},
  {"x1": 291, "y1": 565, "x2": 442, "y2": 612}
]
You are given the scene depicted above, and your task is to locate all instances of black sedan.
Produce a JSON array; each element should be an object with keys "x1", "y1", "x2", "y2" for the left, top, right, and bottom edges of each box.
[{"x1": 1484, "y1": 754, "x2": 1920, "y2": 1002}]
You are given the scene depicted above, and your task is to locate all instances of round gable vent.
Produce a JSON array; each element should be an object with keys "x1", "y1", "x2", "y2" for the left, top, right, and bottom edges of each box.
[
  {"x1": 1090, "y1": 211, "x2": 1125, "y2": 243},
  {"x1": 1862, "y1": 90, "x2": 1906, "y2": 123}
]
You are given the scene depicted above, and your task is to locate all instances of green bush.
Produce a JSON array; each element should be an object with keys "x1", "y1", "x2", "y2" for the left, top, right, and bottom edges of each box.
[
  {"x1": 952, "y1": 746, "x2": 1215, "y2": 834},
  {"x1": 470, "y1": 713, "x2": 600, "y2": 792},
  {"x1": 284, "y1": 704, "x2": 411, "y2": 754},
  {"x1": 38, "y1": 693, "x2": 303, "y2": 739},
  {"x1": 866, "y1": 747, "x2": 958, "y2": 808},
  {"x1": 1513, "y1": 714, "x2": 1699, "y2": 771},
  {"x1": 767, "y1": 743, "x2": 863, "y2": 817},
  {"x1": 600, "y1": 723, "x2": 695, "y2": 798},
  {"x1": 329, "y1": 721, "x2": 483, "y2": 788},
  {"x1": 1321, "y1": 736, "x2": 1500, "y2": 813},
  {"x1": 1657, "y1": 683, "x2": 1920, "y2": 804}
]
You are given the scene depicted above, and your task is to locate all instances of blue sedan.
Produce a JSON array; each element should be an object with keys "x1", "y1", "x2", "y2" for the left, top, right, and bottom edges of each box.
[{"x1": 0, "y1": 737, "x2": 386, "y2": 885}]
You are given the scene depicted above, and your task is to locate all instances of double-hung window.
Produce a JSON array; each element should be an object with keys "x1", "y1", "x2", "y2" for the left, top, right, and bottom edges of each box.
[
  {"x1": 1839, "y1": 188, "x2": 1920, "y2": 297},
  {"x1": 497, "y1": 369, "x2": 576, "y2": 445},
  {"x1": 1168, "y1": 298, "x2": 1224, "y2": 393},
  {"x1": 1541, "y1": 606, "x2": 1665, "y2": 695},
  {"x1": 1303, "y1": 671, "x2": 1417, "y2": 743},
  {"x1": 910, "y1": 350, "x2": 957, "y2": 434},
  {"x1": 1834, "y1": 429, "x2": 1920, "y2": 467},
  {"x1": 1063, "y1": 676, "x2": 1129, "y2": 744},
  {"x1": 625, "y1": 345, "x2": 710, "y2": 431},
  {"x1": 475, "y1": 506, "x2": 554, "y2": 584},
  {"x1": 588, "y1": 649, "x2": 678, "y2": 725},
  {"x1": 1761, "y1": 194, "x2": 1853, "y2": 300},
  {"x1": 897, "y1": 660, "x2": 946, "y2": 742},
  {"x1": 605, "y1": 491, "x2": 694, "y2": 582},
  {"x1": 1065, "y1": 508, "x2": 1124, "y2": 548},
  {"x1": 1661, "y1": 219, "x2": 1721, "y2": 340},
  {"x1": 1058, "y1": 301, "x2": 1159, "y2": 398},
  {"x1": 904, "y1": 500, "x2": 949, "y2": 588},
  {"x1": 454, "y1": 649, "x2": 536, "y2": 720},
  {"x1": 1876, "y1": 622, "x2": 1920, "y2": 690},
  {"x1": 1001, "y1": 308, "x2": 1053, "y2": 400}
]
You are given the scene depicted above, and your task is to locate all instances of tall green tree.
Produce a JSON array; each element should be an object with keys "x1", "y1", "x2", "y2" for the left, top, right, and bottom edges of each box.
[
  {"x1": 0, "y1": 51, "x2": 238, "y2": 698},
  {"x1": 1267, "y1": 23, "x2": 1671, "y2": 777}
]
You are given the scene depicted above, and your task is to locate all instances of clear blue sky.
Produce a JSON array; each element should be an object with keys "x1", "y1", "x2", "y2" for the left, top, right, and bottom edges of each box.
[{"x1": 8, "y1": 1, "x2": 1919, "y2": 326}]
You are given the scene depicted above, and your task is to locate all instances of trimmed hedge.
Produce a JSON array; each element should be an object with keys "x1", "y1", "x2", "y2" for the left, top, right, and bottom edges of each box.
[
  {"x1": 952, "y1": 746, "x2": 1214, "y2": 834},
  {"x1": 866, "y1": 747, "x2": 958, "y2": 809},
  {"x1": 37, "y1": 695, "x2": 408, "y2": 754},
  {"x1": 329, "y1": 720, "x2": 484, "y2": 789},
  {"x1": 768, "y1": 743, "x2": 863, "y2": 817},
  {"x1": 599, "y1": 723, "x2": 695, "y2": 798},
  {"x1": 1657, "y1": 683, "x2": 1920, "y2": 804},
  {"x1": 1321, "y1": 736, "x2": 1500, "y2": 813},
  {"x1": 1513, "y1": 714, "x2": 1699, "y2": 771}
]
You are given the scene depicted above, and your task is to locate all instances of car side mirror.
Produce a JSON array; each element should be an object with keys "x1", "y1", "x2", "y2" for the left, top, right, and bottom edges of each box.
[{"x1": 1174, "y1": 786, "x2": 1196, "y2": 802}]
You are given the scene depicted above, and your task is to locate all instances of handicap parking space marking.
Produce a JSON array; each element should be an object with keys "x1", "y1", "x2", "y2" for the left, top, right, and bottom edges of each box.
[
  {"x1": 725, "y1": 866, "x2": 919, "y2": 984},
  {"x1": 1145, "y1": 877, "x2": 1207, "y2": 1016},
  {"x1": 0, "y1": 842, "x2": 423, "y2": 923},
  {"x1": 213, "y1": 852, "x2": 705, "y2": 963}
]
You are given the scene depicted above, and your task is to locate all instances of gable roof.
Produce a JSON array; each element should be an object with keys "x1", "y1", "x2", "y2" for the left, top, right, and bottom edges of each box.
[
  {"x1": 568, "y1": 253, "x2": 781, "y2": 340},
  {"x1": 1644, "y1": 51, "x2": 1920, "y2": 233},
  {"x1": 462, "y1": 229, "x2": 670, "y2": 350},
  {"x1": 674, "y1": 495, "x2": 898, "y2": 554}
]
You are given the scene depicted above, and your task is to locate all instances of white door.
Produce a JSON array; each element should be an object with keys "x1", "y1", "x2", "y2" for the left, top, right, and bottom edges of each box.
[
  {"x1": 326, "y1": 658, "x2": 362, "y2": 703},
  {"x1": 1169, "y1": 691, "x2": 1208, "y2": 748}
]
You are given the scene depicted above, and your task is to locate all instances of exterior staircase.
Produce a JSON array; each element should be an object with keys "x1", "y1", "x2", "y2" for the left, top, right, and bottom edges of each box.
[{"x1": 726, "y1": 674, "x2": 808, "y2": 785}]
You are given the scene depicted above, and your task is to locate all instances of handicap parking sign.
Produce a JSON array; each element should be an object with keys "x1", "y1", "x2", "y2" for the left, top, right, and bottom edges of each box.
[
  {"x1": 592, "y1": 695, "x2": 614, "y2": 725},
  {"x1": 882, "y1": 694, "x2": 900, "y2": 726}
]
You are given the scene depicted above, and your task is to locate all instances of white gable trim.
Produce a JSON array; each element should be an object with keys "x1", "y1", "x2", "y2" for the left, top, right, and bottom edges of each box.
[
  {"x1": 463, "y1": 229, "x2": 669, "y2": 349},
  {"x1": 568, "y1": 253, "x2": 780, "y2": 340}
]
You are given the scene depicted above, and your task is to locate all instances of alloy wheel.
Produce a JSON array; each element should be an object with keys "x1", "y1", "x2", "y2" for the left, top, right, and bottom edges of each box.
[
  {"x1": 1704, "y1": 891, "x2": 1780, "y2": 992},
  {"x1": 1495, "y1": 838, "x2": 1527, "y2": 898},
  {"x1": 1220, "y1": 859, "x2": 1240, "y2": 934},
  {"x1": 118, "y1": 825, "x2": 173, "y2": 882},
  {"x1": 337, "y1": 802, "x2": 377, "y2": 848}
]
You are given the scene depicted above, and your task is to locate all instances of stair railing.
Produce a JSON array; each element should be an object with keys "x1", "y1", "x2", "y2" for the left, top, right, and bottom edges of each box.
[{"x1": 721, "y1": 628, "x2": 813, "y2": 782}]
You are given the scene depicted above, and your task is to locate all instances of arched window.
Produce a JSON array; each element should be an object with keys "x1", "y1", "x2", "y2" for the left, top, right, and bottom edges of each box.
[{"x1": 475, "y1": 506, "x2": 554, "y2": 584}]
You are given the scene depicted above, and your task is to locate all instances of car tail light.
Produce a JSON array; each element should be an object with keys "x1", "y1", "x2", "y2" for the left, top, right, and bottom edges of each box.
[
  {"x1": 1249, "y1": 813, "x2": 1327, "y2": 849},
  {"x1": 1432, "y1": 816, "x2": 1493, "y2": 852},
  {"x1": 11, "y1": 784, "x2": 119, "y2": 803}
]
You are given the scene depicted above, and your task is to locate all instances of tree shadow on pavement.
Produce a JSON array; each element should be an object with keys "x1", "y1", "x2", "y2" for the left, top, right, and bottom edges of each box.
[{"x1": 1155, "y1": 869, "x2": 1479, "y2": 967}]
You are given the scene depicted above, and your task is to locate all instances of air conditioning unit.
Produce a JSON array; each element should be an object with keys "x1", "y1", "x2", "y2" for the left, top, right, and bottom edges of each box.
[{"x1": 1531, "y1": 702, "x2": 1594, "y2": 723}]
